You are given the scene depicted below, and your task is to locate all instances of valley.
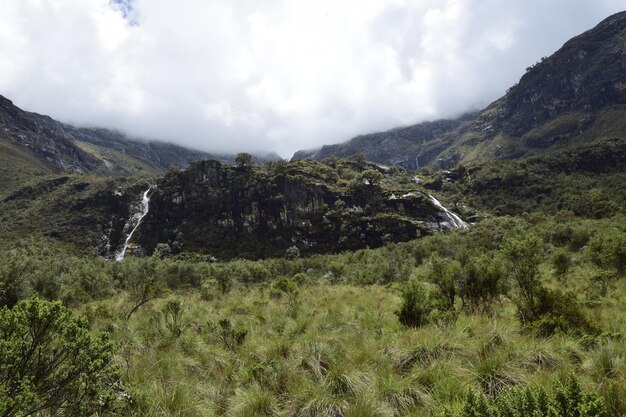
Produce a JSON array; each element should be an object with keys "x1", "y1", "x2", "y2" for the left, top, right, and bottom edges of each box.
[{"x1": 0, "y1": 10, "x2": 625, "y2": 417}]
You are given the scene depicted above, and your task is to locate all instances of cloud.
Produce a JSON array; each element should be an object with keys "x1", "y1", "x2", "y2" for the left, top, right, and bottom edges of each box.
[{"x1": 0, "y1": 0, "x2": 623, "y2": 157}]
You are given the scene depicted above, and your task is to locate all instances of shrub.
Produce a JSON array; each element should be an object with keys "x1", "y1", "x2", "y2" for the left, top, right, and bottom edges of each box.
[
  {"x1": 548, "y1": 223, "x2": 574, "y2": 246},
  {"x1": 531, "y1": 287, "x2": 595, "y2": 337},
  {"x1": 286, "y1": 246, "x2": 301, "y2": 260},
  {"x1": 569, "y1": 227, "x2": 590, "y2": 251},
  {"x1": 248, "y1": 262, "x2": 272, "y2": 284},
  {"x1": 211, "y1": 266, "x2": 233, "y2": 294},
  {"x1": 396, "y1": 280, "x2": 433, "y2": 328},
  {"x1": 213, "y1": 318, "x2": 247, "y2": 351},
  {"x1": 427, "y1": 255, "x2": 458, "y2": 311},
  {"x1": 162, "y1": 299, "x2": 184, "y2": 338},
  {"x1": 551, "y1": 248, "x2": 572, "y2": 276},
  {"x1": 125, "y1": 257, "x2": 166, "y2": 319},
  {"x1": 270, "y1": 277, "x2": 300, "y2": 318},
  {"x1": 162, "y1": 261, "x2": 203, "y2": 289},
  {"x1": 30, "y1": 269, "x2": 62, "y2": 300},
  {"x1": 0, "y1": 252, "x2": 30, "y2": 308},
  {"x1": 0, "y1": 299, "x2": 122, "y2": 416},
  {"x1": 74, "y1": 264, "x2": 114, "y2": 300},
  {"x1": 502, "y1": 233, "x2": 544, "y2": 323},
  {"x1": 458, "y1": 253, "x2": 506, "y2": 311},
  {"x1": 446, "y1": 375, "x2": 605, "y2": 417},
  {"x1": 589, "y1": 229, "x2": 626, "y2": 276}
]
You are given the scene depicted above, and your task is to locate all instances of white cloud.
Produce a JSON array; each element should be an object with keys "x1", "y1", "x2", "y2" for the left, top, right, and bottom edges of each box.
[{"x1": 0, "y1": 0, "x2": 623, "y2": 157}]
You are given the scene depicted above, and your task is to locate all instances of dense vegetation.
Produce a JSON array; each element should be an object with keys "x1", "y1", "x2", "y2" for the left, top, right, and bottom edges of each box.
[
  {"x1": 441, "y1": 137, "x2": 626, "y2": 217},
  {"x1": 1, "y1": 211, "x2": 624, "y2": 416}
]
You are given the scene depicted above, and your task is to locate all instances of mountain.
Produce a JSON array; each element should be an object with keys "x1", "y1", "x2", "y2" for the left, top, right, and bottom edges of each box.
[
  {"x1": 0, "y1": 94, "x2": 213, "y2": 195},
  {"x1": 292, "y1": 11, "x2": 626, "y2": 169}
]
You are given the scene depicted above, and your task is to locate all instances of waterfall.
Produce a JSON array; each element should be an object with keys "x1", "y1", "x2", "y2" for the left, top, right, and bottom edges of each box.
[
  {"x1": 428, "y1": 194, "x2": 468, "y2": 229},
  {"x1": 116, "y1": 188, "x2": 151, "y2": 261}
]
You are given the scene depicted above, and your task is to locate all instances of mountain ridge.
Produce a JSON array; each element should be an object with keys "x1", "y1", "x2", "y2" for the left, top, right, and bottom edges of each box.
[
  {"x1": 292, "y1": 11, "x2": 626, "y2": 169},
  {"x1": 0, "y1": 94, "x2": 282, "y2": 196}
]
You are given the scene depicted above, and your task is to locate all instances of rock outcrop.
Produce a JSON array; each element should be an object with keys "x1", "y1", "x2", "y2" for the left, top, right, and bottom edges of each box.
[{"x1": 136, "y1": 158, "x2": 465, "y2": 259}]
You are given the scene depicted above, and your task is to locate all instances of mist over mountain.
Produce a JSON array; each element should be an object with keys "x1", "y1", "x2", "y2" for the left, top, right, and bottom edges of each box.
[
  {"x1": 1, "y1": 0, "x2": 623, "y2": 156},
  {"x1": 293, "y1": 11, "x2": 626, "y2": 169}
]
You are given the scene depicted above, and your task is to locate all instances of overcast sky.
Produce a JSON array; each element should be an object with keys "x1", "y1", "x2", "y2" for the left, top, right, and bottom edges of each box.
[{"x1": 1, "y1": 1, "x2": 623, "y2": 157}]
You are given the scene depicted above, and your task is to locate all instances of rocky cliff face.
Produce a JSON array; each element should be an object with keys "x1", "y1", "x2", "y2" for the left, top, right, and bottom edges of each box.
[
  {"x1": 292, "y1": 11, "x2": 626, "y2": 170},
  {"x1": 0, "y1": 95, "x2": 103, "y2": 173},
  {"x1": 136, "y1": 158, "x2": 464, "y2": 259},
  {"x1": 500, "y1": 11, "x2": 626, "y2": 136},
  {"x1": 292, "y1": 119, "x2": 464, "y2": 170}
]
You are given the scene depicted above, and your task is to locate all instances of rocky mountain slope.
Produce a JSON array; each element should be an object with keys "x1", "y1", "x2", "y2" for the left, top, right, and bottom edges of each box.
[
  {"x1": 0, "y1": 157, "x2": 470, "y2": 259},
  {"x1": 293, "y1": 11, "x2": 626, "y2": 169},
  {"x1": 0, "y1": 94, "x2": 212, "y2": 194}
]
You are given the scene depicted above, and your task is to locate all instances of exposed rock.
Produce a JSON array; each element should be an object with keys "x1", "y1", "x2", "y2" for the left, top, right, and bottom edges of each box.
[{"x1": 136, "y1": 159, "x2": 465, "y2": 259}]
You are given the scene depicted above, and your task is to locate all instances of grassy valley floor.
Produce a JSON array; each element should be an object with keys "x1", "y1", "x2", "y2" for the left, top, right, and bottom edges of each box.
[{"x1": 2, "y1": 214, "x2": 624, "y2": 416}]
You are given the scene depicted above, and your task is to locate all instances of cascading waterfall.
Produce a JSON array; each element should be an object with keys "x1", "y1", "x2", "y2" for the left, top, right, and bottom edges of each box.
[
  {"x1": 428, "y1": 194, "x2": 469, "y2": 229},
  {"x1": 116, "y1": 188, "x2": 151, "y2": 261}
]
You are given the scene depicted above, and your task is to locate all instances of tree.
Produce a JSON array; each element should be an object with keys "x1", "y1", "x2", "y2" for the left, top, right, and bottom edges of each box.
[
  {"x1": 349, "y1": 169, "x2": 385, "y2": 208},
  {"x1": 0, "y1": 299, "x2": 122, "y2": 416},
  {"x1": 235, "y1": 152, "x2": 254, "y2": 170},
  {"x1": 357, "y1": 169, "x2": 384, "y2": 187},
  {"x1": 285, "y1": 245, "x2": 301, "y2": 260}
]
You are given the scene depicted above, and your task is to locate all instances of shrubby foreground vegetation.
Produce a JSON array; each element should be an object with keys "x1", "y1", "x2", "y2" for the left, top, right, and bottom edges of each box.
[{"x1": 1, "y1": 211, "x2": 625, "y2": 416}]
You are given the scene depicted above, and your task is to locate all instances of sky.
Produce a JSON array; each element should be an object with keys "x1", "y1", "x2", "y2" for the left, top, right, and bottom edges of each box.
[{"x1": 0, "y1": 1, "x2": 623, "y2": 157}]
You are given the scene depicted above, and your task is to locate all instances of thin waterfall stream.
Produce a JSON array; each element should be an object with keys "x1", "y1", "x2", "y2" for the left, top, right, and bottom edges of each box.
[
  {"x1": 116, "y1": 187, "x2": 151, "y2": 261},
  {"x1": 428, "y1": 194, "x2": 469, "y2": 229}
]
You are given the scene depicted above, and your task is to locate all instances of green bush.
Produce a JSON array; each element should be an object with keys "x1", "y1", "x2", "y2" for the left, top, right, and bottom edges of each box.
[
  {"x1": 162, "y1": 261, "x2": 203, "y2": 289},
  {"x1": 0, "y1": 299, "x2": 122, "y2": 416},
  {"x1": 589, "y1": 229, "x2": 626, "y2": 276},
  {"x1": 0, "y1": 252, "x2": 30, "y2": 308},
  {"x1": 162, "y1": 298, "x2": 184, "y2": 338},
  {"x1": 447, "y1": 375, "x2": 605, "y2": 417},
  {"x1": 212, "y1": 318, "x2": 247, "y2": 351},
  {"x1": 502, "y1": 233, "x2": 544, "y2": 323},
  {"x1": 551, "y1": 248, "x2": 572, "y2": 276},
  {"x1": 459, "y1": 253, "x2": 507, "y2": 311},
  {"x1": 531, "y1": 287, "x2": 595, "y2": 337},
  {"x1": 427, "y1": 255, "x2": 458, "y2": 311},
  {"x1": 209, "y1": 266, "x2": 233, "y2": 294},
  {"x1": 569, "y1": 227, "x2": 591, "y2": 251},
  {"x1": 270, "y1": 277, "x2": 300, "y2": 318},
  {"x1": 396, "y1": 280, "x2": 433, "y2": 328},
  {"x1": 124, "y1": 257, "x2": 166, "y2": 319},
  {"x1": 286, "y1": 245, "x2": 301, "y2": 260}
]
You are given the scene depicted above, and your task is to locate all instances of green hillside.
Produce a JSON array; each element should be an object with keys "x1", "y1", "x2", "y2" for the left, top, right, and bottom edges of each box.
[{"x1": 0, "y1": 139, "x2": 54, "y2": 196}]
